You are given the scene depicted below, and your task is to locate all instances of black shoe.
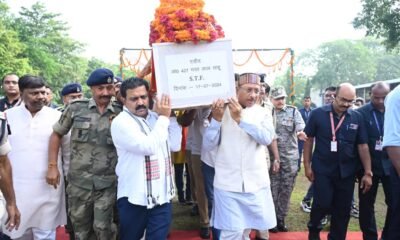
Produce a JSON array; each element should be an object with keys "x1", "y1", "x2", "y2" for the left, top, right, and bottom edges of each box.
[
  {"x1": 308, "y1": 232, "x2": 320, "y2": 240},
  {"x1": 269, "y1": 227, "x2": 278, "y2": 233},
  {"x1": 190, "y1": 204, "x2": 199, "y2": 216},
  {"x1": 200, "y1": 227, "x2": 210, "y2": 239},
  {"x1": 277, "y1": 219, "x2": 289, "y2": 232}
]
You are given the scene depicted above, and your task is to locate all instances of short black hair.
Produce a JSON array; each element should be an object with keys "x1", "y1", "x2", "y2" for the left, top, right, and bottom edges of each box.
[
  {"x1": 2, "y1": 73, "x2": 18, "y2": 83},
  {"x1": 262, "y1": 82, "x2": 271, "y2": 94},
  {"x1": 324, "y1": 86, "x2": 336, "y2": 93},
  {"x1": 120, "y1": 77, "x2": 149, "y2": 98},
  {"x1": 18, "y1": 75, "x2": 45, "y2": 92},
  {"x1": 304, "y1": 96, "x2": 311, "y2": 100}
]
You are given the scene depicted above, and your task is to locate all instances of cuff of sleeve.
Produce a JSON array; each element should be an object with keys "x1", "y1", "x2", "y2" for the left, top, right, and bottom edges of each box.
[
  {"x1": 210, "y1": 118, "x2": 222, "y2": 128},
  {"x1": 0, "y1": 141, "x2": 11, "y2": 155}
]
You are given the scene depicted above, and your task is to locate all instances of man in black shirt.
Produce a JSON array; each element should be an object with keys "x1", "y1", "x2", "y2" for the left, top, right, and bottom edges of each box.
[
  {"x1": 304, "y1": 83, "x2": 372, "y2": 240},
  {"x1": 357, "y1": 82, "x2": 391, "y2": 240}
]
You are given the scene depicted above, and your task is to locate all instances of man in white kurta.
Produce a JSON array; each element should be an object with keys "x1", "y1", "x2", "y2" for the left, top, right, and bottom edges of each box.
[
  {"x1": 4, "y1": 75, "x2": 69, "y2": 240},
  {"x1": 202, "y1": 73, "x2": 276, "y2": 239}
]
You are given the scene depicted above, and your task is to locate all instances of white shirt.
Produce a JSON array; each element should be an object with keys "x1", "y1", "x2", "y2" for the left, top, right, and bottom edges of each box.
[
  {"x1": 383, "y1": 85, "x2": 400, "y2": 147},
  {"x1": 111, "y1": 108, "x2": 182, "y2": 206},
  {"x1": 4, "y1": 105, "x2": 69, "y2": 238},
  {"x1": 189, "y1": 108, "x2": 211, "y2": 155}
]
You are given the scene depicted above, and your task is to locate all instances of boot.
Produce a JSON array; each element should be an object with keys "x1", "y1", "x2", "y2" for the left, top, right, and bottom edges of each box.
[{"x1": 277, "y1": 218, "x2": 288, "y2": 232}]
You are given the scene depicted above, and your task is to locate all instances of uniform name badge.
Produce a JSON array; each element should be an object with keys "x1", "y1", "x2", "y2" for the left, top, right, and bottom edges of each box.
[
  {"x1": 375, "y1": 140, "x2": 383, "y2": 151},
  {"x1": 331, "y1": 141, "x2": 337, "y2": 152}
]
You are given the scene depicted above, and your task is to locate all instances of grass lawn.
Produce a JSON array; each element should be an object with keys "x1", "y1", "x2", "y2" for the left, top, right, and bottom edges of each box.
[{"x1": 171, "y1": 168, "x2": 388, "y2": 231}]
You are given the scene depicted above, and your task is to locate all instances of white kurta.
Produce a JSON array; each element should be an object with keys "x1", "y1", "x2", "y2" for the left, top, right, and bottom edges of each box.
[{"x1": 4, "y1": 105, "x2": 69, "y2": 238}]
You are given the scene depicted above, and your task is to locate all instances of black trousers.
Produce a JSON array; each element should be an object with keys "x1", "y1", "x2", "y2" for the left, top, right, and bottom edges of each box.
[
  {"x1": 308, "y1": 172, "x2": 355, "y2": 240},
  {"x1": 358, "y1": 173, "x2": 391, "y2": 240}
]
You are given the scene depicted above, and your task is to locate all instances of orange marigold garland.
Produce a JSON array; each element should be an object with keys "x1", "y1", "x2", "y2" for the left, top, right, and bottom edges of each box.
[{"x1": 149, "y1": 0, "x2": 225, "y2": 45}]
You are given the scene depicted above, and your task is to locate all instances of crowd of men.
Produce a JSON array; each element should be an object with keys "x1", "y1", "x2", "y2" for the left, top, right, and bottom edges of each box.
[{"x1": 0, "y1": 70, "x2": 398, "y2": 240}]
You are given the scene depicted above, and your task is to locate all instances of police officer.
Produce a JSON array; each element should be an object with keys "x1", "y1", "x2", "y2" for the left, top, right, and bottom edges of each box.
[
  {"x1": 57, "y1": 82, "x2": 83, "y2": 240},
  {"x1": 356, "y1": 82, "x2": 391, "y2": 240},
  {"x1": 269, "y1": 86, "x2": 306, "y2": 232},
  {"x1": 0, "y1": 112, "x2": 20, "y2": 239},
  {"x1": 46, "y1": 68, "x2": 122, "y2": 240},
  {"x1": 304, "y1": 83, "x2": 373, "y2": 240},
  {"x1": 60, "y1": 83, "x2": 84, "y2": 106}
]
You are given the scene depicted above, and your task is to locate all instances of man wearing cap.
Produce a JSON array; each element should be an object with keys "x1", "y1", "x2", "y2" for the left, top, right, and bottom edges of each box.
[
  {"x1": 60, "y1": 83, "x2": 84, "y2": 107},
  {"x1": 46, "y1": 68, "x2": 122, "y2": 240},
  {"x1": 113, "y1": 77, "x2": 123, "y2": 105},
  {"x1": 203, "y1": 72, "x2": 276, "y2": 239},
  {"x1": 269, "y1": 86, "x2": 306, "y2": 232}
]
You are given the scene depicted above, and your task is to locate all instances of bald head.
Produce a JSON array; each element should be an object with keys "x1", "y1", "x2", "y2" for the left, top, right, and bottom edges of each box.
[
  {"x1": 333, "y1": 83, "x2": 356, "y2": 114},
  {"x1": 336, "y1": 83, "x2": 356, "y2": 97},
  {"x1": 371, "y1": 81, "x2": 390, "y2": 93},
  {"x1": 370, "y1": 81, "x2": 390, "y2": 111}
]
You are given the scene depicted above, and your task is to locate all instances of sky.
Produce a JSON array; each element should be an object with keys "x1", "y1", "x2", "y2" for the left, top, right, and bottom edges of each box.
[{"x1": 7, "y1": 0, "x2": 366, "y2": 73}]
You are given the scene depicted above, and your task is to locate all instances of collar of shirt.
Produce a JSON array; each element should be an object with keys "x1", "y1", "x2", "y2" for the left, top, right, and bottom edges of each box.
[{"x1": 88, "y1": 98, "x2": 117, "y2": 113}]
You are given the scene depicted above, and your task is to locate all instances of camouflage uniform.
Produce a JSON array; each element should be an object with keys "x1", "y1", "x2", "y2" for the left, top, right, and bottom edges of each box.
[
  {"x1": 270, "y1": 104, "x2": 305, "y2": 220},
  {"x1": 53, "y1": 98, "x2": 122, "y2": 240}
]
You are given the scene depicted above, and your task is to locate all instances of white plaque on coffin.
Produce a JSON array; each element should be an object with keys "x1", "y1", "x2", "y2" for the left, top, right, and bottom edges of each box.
[{"x1": 152, "y1": 39, "x2": 235, "y2": 109}]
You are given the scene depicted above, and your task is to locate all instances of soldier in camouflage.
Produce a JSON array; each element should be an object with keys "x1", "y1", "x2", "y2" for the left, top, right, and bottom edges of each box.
[
  {"x1": 46, "y1": 68, "x2": 122, "y2": 240},
  {"x1": 269, "y1": 86, "x2": 306, "y2": 233}
]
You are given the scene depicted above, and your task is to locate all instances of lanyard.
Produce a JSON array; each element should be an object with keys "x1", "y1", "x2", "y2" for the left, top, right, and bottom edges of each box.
[
  {"x1": 372, "y1": 111, "x2": 382, "y2": 137},
  {"x1": 330, "y1": 112, "x2": 346, "y2": 142}
]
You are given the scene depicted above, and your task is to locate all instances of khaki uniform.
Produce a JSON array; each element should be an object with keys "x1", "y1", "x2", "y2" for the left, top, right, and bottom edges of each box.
[
  {"x1": 53, "y1": 98, "x2": 122, "y2": 240},
  {"x1": 270, "y1": 105, "x2": 305, "y2": 220},
  {"x1": 0, "y1": 112, "x2": 11, "y2": 156}
]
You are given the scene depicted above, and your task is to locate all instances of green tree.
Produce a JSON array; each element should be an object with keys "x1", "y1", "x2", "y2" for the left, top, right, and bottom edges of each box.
[
  {"x1": 353, "y1": 0, "x2": 400, "y2": 50},
  {"x1": 303, "y1": 40, "x2": 376, "y2": 91},
  {"x1": 0, "y1": 1, "x2": 33, "y2": 77},
  {"x1": 12, "y1": 2, "x2": 87, "y2": 96}
]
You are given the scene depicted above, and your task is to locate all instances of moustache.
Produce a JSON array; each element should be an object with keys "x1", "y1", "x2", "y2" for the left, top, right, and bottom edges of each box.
[
  {"x1": 99, "y1": 95, "x2": 112, "y2": 100},
  {"x1": 136, "y1": 105, "x2": 147, "y2": 111}
]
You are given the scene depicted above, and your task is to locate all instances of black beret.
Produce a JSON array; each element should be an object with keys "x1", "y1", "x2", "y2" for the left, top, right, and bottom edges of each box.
[
  {"x1": 61, "y1": 83, "x2": 82, "y2": 96},
  {"x1": 86, "y1": 68, "x2": 114, "y2": 86}
]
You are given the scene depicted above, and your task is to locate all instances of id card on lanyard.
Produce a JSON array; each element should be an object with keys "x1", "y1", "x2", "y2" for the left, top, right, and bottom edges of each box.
[
  {"x1": 372, "y1": 111, "x2": 383, "y2": 151},
  {"x1": 330, "y1": 112, "x2": 346, "y2": 152}
]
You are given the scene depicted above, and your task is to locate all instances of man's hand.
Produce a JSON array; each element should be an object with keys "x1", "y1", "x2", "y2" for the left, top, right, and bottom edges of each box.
[
  {"x1": 211, "y1": 99, "x2": 225, "y2": 122},
  {"x1": 360, "y1": 175, "x2": 372, "y2": 194},
  {"x1": 227, "y1": 97, "x2": 242, "y2": 124},
  {"x1": 297, "y1": 131, "x2": 308, "y2": 141},
  {"x1": 271, "y1": 160, "x2": 280, "y2": 173},
  {"x1": 154, "y1": 94, "x2": 171, "y2": 117},
  {"x1": 5, "y1": 203, "x2": 20, "y2": 231},
  {"x1": 305, "y1": 166, "x2": 314, "y2": 182},
  {"x1": 46, "y1": 165, "x2": 60, "y2": 189}
]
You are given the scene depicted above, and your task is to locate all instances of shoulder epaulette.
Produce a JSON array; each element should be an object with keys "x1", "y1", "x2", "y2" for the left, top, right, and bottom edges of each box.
[{"x1": 70, "y1": 99, "x2": 89, "y2": 105}]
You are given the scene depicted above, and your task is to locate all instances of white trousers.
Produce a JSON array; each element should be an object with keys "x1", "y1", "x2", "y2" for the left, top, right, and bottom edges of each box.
[
  {"x1": 220, "y1": 228, "x2": 251, "y2": 240},
  {"x1": 13, "y1": 228, "x2": 55, "y2": 240}
]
